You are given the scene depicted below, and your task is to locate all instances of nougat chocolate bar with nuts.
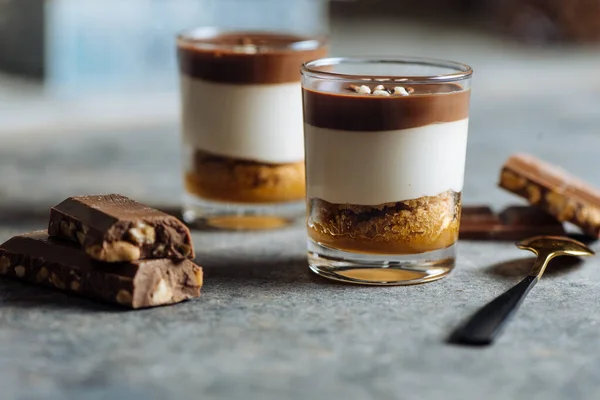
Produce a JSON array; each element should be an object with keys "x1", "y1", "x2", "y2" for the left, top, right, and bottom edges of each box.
[
  {"x1": 499, "y1": 154, "x2": 600, "y2": 237},
  {"x1": 0, "y1": 231, "x2": 203, "y2": 309},
  {"x1": 48, "y1": 194, "x2": 194, "y2": 262}
]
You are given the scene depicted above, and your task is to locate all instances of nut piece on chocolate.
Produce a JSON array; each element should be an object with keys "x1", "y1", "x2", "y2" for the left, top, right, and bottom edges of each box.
[
  {"x1": 498, "y1": 154, "x2": 600, "y2": 238},
  {"x1": 47, "y1": 194, "x2": 194, "y2": 262},
  {"x1": 0, "y1": 231, "x2": 203, "y2": 309},
  {"x1": 459, "y1": 205, "x2": 565, "y2": 240}
]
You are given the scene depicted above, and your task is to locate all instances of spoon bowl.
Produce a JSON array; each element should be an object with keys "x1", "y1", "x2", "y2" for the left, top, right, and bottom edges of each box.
[{"x1": 517, "y1": 235, "x2": 595, "y2": 258}]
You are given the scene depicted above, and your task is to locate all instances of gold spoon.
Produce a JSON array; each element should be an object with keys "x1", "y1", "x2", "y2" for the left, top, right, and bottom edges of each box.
[{"x1": 451, "y1": 236, "x2": 594, "y2": 346}]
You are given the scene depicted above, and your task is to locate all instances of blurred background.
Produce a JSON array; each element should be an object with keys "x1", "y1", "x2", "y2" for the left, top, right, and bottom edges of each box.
[
  {"x1": 1, "y1": 0, "x2": 599, "y2": 209},
  {"x1": 2, "y1": 0, "x2": 600, "y2": 136}
]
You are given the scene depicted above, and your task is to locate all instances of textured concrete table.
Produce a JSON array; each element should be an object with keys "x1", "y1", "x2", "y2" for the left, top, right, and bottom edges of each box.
[{"x1": 3, "y1": 21, "x2": 600, "y2": 400}]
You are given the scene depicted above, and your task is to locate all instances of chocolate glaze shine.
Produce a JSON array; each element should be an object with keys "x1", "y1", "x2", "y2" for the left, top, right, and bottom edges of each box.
[
  {"x1": 178, "y1": 32, "x2": 328, "y2": 84},
  {"x1": 302, "y1": 84, "x2": 470, "y2": 131}
]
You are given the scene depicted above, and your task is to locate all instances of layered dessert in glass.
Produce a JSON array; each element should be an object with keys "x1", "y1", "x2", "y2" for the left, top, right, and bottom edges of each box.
[
  {"x1": 177, "y1": 29, "x2": 327, "y2": 229},
  {"x1": 301, "y1": 57, "x2": 472, "y2": 285}
]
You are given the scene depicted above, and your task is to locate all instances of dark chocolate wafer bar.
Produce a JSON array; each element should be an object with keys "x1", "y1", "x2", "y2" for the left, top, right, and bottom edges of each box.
[
  {"x1": 499, "y1": 154, "x2": 600, "y2": 237},
  {"x1": 0, "y1": 231, "x2": 203, "y2": 309},
  {"x1": 460, "y1": 205, "x2": 565, "y2": 240},
  {"x1": 48, "y1": 194, "x2": 194, "y2": 262}
]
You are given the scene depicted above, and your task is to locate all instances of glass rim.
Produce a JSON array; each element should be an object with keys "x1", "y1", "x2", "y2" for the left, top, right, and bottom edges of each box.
[
  {"x1": 177, "y1": 27, "x2": 328, "y2": 52},
  {"x1": 301, "y1": 56, "x2": 473, "y2": 84}
]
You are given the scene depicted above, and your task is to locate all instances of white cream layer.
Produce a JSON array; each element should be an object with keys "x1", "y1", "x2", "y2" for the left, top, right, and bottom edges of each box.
[
  {"x1": 180, "y1": 75, "x2": 304, "y2": 163},
  {"x1": 305, "y1": 119, "x2": 469, "y2": 205}
]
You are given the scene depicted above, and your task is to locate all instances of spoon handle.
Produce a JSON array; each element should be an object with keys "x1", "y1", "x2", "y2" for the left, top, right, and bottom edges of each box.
[{"x1": 450, "y1": 275, "x2": 538, "y2": 346}]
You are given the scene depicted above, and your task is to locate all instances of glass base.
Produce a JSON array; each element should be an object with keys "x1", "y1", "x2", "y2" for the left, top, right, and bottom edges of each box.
[
  {"x1": 182, "y1": 193, "x2": 304, "y2": 230},
  {"x1": 308, "y1": 239, "x2": 455, "y2": 286}
]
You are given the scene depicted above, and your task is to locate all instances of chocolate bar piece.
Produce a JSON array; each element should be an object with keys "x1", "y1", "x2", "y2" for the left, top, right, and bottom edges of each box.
[
  {"x1": 460, "y1": 205, "x2": 565, "y2": 240},
  {"x1": 48, "y1": 194, "x2": 194, "y2": 262},
  {"x1": 0, "y1": 231, "x2": 203, "y2": 309},
  {"x1": 499, "y1": 154, "x2": 600, "y2": 237}
]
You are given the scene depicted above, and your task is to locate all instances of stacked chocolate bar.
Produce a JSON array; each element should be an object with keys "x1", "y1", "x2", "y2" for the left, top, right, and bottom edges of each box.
[
  {"x1": 461, "y1": 153, "x2": 600, "y2": 241},
  {"x1": 0, "y1": 194, "x2": 202, "y2": 309}
]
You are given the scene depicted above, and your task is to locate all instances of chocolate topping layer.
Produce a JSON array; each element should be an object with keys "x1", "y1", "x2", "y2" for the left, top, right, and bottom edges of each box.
[
  {"x1": 302, "y1": 84, "x2": 470, "y2": 131},
  {"x1": 178, "y1": 32, "x2": 328, "y2": 84},
  {"x1": 0, "y1": 232, "x2": 203, "y2": 309}
]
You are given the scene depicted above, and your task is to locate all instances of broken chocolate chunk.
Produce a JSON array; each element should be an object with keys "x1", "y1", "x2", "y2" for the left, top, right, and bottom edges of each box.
[
  {"x1": 48, "y1": 194, "x2": 194, "y2": 262},
  {"x1": 499, "y1": 154, "x2": 600, "y2": 237},
  {"x1": 460, "y1": 205, "x2": 566, "y2": 240},
  {"x1": 0, "y1": 231, "x2": 203, "y2": 309}
]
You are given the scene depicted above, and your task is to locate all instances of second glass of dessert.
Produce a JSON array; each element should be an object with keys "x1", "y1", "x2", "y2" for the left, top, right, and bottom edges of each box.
[
  {"x1": 301, "y1": 57, "x2": 472, "y2": 285},
  {"x1": 177, "y1": 0, "x2": 328, "y2": 230}
]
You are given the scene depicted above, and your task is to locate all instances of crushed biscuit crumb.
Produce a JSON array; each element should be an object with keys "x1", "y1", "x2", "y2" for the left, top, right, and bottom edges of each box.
[{"x1": 308, "y1": 190, "x2": 461, "y2": 254}]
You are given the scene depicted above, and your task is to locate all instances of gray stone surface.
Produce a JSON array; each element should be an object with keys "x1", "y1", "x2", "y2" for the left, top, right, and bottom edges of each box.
[{"x1": 3, "y1": 19, "x2": 600, "y2": 400}]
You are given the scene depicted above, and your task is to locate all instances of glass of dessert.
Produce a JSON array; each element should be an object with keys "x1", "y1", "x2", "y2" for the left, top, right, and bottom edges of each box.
[
  {"x1": 301, "y1": 57, "x2": 472, "y2": 285},
  {"x1": 176, "y1": 0, "x2": 328, "y2": 230}
]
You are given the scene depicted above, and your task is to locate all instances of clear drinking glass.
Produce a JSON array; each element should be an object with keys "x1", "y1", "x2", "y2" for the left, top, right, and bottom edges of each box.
[
  {"x1": 176, "y1": 0, "x2": 329, "y2": 230},
  {"x1": 301, "y1": 57, "x2": 473, "y2": 285}
]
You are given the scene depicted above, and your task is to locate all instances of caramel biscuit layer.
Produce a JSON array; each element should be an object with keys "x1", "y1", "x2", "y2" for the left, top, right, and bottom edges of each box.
[
  {"x1": 307, "y1": 191, "x2": 461, "y2": 254},
  {"x1": 186, "y1": 150, "x2": 305, "y2": 204}
]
